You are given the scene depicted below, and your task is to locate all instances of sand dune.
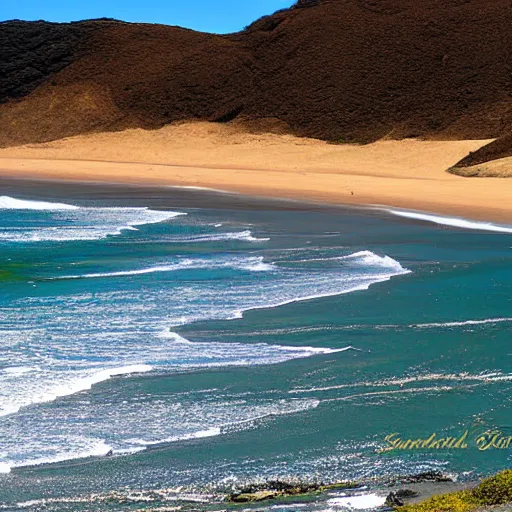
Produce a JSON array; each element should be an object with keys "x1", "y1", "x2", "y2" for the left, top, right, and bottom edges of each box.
[{"x1": 0, "y1": 123, "x2": 510, "y2": 223}]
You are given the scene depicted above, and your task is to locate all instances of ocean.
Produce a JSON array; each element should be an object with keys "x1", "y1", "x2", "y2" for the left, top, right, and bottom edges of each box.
[{"x1": 0, "y1": 180, "x2": 511, "y2": 511}]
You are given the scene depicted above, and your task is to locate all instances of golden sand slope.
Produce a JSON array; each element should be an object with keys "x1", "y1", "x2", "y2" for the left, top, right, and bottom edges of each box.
[
  {"x1": 450, "y1": 156, "x2": 512, "y2": 178},
  {"x1": 0, "y1": 122, "x2": 509, "y2": 223}
]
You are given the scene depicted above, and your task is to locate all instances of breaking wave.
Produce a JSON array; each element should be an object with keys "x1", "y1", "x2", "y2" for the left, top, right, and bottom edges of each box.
[
  {"x1": 0, "y1": 196, "x2": 185, "y2": 242},
  {"x1": 385, "y1": 208, "x2": 512, "y2": 234},
  {"x1": 0, "y1": 196, "x2": 79, "y2": 210}
]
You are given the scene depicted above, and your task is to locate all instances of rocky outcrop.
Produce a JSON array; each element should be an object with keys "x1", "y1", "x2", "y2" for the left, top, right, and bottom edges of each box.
[{"x1": 227, "y1": 480, "x2": 358, "y2": 503}]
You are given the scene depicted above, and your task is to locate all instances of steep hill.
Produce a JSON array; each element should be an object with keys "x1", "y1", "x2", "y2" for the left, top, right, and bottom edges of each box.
[{"x1": 1, "y1": 0, "x2": 512, "y2": 166}]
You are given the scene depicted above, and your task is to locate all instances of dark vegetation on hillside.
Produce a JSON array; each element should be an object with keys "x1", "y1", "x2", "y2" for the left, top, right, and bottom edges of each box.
[
  {"x1": 1, "y1": 0, "x2": 511, "y2": 164},
  {"x1": 0, "y1": 20, "x2": 101, "y2": 103}
]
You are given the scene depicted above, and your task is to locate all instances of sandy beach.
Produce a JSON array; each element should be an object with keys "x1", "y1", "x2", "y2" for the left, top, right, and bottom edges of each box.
[{"x1": 0, "y1": 122, "x2": 510, "y2": 223}]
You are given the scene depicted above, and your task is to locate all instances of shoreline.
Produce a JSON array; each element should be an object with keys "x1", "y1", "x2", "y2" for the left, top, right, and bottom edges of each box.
[
  {"x1": 0, "y1": 468, "x2": 487, "y2": 511},
  {"x1": 1, "y1": 156, "x2": 511, "y2": 225},
  {"x1": 2, "y1": 171, "x2": 512, "y2": 236},
  {"x1": 0, "y1": 123, "x2": 510, "y2": 223}
]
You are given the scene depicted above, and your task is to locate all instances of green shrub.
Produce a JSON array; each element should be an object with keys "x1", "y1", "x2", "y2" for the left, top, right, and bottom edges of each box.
[
  {"x1": 473, "y1": 469, "x2": 512, "y2": 506},
  {"x1": 397, "y1": 470, "x2": 512, "y2": 512},
  {"x1": 399, "y1": 490, "x2": 477, "y2": 512}
]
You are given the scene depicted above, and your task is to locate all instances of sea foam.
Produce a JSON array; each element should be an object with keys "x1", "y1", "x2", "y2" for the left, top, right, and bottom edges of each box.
[{"x1": 327, "y1": 493, "x2": 387, "y2": 509}]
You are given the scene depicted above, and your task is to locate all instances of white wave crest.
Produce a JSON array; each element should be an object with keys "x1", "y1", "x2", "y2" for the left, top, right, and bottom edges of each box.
[
  {"x1": 289, "y1": 251, "x2": 408, "y2": 275},
  {"x1": 0, "y1": 364, "x2": 152, "y2": 417},
  {"x1": 374, "y1": 372, "x2": 512, "y2": 386},
  {"x1": 290, "y1": 371, "x2": 512, "y2": 394},
  {"x1": 0, "y1": 196, "x2": 79, "y2": 210},
  {"x1": 9, "y1": 438, "x2": 114, "y2": 471},
  {"x1": 0, "y1": 326, "x2": 356, "y2": 421},
  {"x1": 339, "y1": 250, "x2": 407, "y2": 272},
  {"x1": 127, "y1": 427, "x2": 222, "y2": 447},
  {"x1": 412, "y1": 317, "x2": 512, "y2": 328},
  {"x1": 121, "y1": 398, "x2": 319, "y2": 453},
  {"x1": 385, "y1": 208, "x2": 512, "y2": 234},
  {"x1": 59, "y1": 256, "x2": 275, "y2": 279},
  {"x1": 158, "y1": 330, "x2": 359, "y2": 365},
  {"x1": 169, "y1": 230, "x2": 269, "y2": 243},
  {"x1": 229, "y1": 279, "x2": 408, "y2": 318},
  {"x1": 2, "y1": 366, "x2": 39, "y2": 376},
  {"x1": 278, "y1": 345, "x2": 362, "y2": 355},
  {"x1": 0, "y1": 198, "x2": 186, "y2": 242},
  {"x1": 1, "y1": 393, "x2": 320, "y2": 471}
]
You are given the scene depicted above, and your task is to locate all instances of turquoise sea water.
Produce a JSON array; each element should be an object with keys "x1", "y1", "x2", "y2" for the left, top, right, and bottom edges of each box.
[{"x1": 0, "y1": 183, "x2": 511, "y2": 510}]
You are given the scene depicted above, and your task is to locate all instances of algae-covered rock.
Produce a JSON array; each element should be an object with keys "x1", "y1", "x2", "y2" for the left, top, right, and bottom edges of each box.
[
  {"x1": 227, "y1": 479, "x2": 358, "y2": 503},
  {"x1": 320, "y1": 481, "x2": 359, "y2": 491},
  {"x1": 230, "y1": 491, "x2": 278, "y2": 503}
]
